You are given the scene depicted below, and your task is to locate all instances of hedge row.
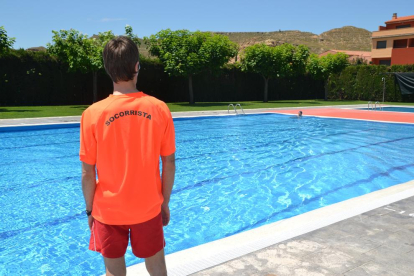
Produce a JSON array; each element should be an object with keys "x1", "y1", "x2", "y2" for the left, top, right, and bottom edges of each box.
[
  {"x1": 327, "y1": 65, "x2": 414, "y2": 102},
  {"x1": 0, "y1": 51, "x2": 324, "y2": 106},
  {"x1": 1, "y1": 50, "x2": 413, "y2": 106},
  {"x1": 141, "y1": 63, "x2": 325, "y2": 103}
]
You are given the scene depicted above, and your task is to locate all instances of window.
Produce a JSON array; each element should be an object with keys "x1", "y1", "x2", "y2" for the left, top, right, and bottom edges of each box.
[
  {"x1": 377, "y1": 41, "x2": 387, "y2": 49},
  {"x1": 396, "y1": 24, "x2": 411, "y2": 29},
  {"x1": 393, "y1": 39, "x2": 408, "y2": 48},
  {"x1": 379, "y1": 60, "x2": 391, "y2": 66}
]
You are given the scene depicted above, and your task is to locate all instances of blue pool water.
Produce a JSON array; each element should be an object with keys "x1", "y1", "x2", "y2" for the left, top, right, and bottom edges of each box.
[
  {"x1": 1, "y1": 113, "x2": 414, "y2": 275},
  {"x1": 357, "y1": 106, "x2": 414, "y2": 113}
]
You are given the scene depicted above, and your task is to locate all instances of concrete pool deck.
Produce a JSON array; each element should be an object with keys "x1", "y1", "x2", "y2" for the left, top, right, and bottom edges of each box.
[
  {"x1": 1, "y1": 104, "x2": 414, "y2": 275},
  {"x1": 189, "y1": 182, "x2": 414, "y2": 276},
  {"x1": 271, "y1": 107, "x2": 414, "y2": 124},
  {"x1": 2, "y1": 104, "x2": 414, "y2": 127}
]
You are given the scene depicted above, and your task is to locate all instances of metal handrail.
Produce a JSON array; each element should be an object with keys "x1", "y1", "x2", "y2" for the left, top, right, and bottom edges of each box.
[
  {"x1": 235, "y1": 104, "x2": 245, "y2": 115},
  {"x1": 375, "y1": 101, "x2": 382, "y2": 111},
  {"x1": 228, "y1": 104, "x2": 245, "y2": 115},
  {"x1": 368, "y1": 101, "x2": 372, "y2": 110},
  {"x1": 228, "y1": 104, "x2": 238, "y2": 115}
]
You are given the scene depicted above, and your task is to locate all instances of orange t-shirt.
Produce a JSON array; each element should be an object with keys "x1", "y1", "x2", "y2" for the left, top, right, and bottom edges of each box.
[{"x1": 79, "y1": 92, "x2": 175, "y2": 225}]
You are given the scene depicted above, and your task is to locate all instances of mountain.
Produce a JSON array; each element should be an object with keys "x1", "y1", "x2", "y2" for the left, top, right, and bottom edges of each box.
[
  {"x1": 138, "y1": 26, "x2": 372, "y2": 57},
  {"x1": 318, "y1": 26, "x2": 371, "y2": 53}
]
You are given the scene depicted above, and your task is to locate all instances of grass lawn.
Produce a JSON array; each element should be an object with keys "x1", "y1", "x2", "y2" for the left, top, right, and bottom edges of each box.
[{"x1": 1, "y1": 100, "x2": 414, "y2": 119}]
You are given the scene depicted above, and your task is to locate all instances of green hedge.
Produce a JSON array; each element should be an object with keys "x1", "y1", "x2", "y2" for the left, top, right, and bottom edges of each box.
[
  {"x1": 0, "y1": 50, "x2": 100, "y2": 105},
  {"x1": 1, "y1": 50, "x2": 413, "y2": 106},
  {"x1": 0, "y1": 51, "x2": 325, "y2": 106},
  {"x1": 327, "y1": 64, "x2": 414, "y2": 102}
]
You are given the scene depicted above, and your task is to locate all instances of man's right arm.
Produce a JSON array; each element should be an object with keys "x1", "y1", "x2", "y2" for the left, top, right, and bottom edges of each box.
[
  {"x1": 81, "y1": 161, "x2": 96, "y2": 230},
  {"x1": 161, "y1": 153, "x2": 175, "y2": 226}
]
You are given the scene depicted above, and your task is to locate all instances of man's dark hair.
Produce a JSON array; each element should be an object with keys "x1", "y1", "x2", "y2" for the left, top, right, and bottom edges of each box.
[{"x1": 103, "y1": 36, "x2": 139, "y2": 83}]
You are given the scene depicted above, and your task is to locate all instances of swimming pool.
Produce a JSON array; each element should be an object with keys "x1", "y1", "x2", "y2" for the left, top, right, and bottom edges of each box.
[
  {"x1": 357, "y1": 106, "x2": 414, "y2": 113},
  {"x1": 1, "y1": 113, "x2": 414, "y2": 275}
]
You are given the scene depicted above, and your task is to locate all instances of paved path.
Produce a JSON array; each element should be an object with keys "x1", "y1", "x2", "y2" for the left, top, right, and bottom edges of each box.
[
  {"x1": 0, "y1": 116, "x2": 81, "y2": 127},
  {"x1": 271, "y1": 107, "x2": 414, "y2": 124},
  {"x1": 192, "y1": 196, "x2": 414, "y2": 276},
  {"x1": 0, "y1": 104, "x2": 366, "y2": 127}
]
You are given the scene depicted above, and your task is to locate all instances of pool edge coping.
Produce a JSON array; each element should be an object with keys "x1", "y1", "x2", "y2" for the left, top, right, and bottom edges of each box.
[
  {"x1": 126, "y1": 179, "x2": 414, "y2": 276},
  {"x1": 0, "y1": 104, "x2": 369, "y2": 125},
  {"x1": 3, "y1": 104, "x2": 414, "y2": 128}
]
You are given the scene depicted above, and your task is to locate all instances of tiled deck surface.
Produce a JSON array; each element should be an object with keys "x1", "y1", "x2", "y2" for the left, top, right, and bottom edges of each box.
[
  {"x1": 270, "y1": 107, "x2": 414, "y2": 124},
  {"x1": 193, "y1": 196, "x2": 414, "y2": 276},
  {"x1": 2, "y1": 105, "x2": 413, "y2": 276}
]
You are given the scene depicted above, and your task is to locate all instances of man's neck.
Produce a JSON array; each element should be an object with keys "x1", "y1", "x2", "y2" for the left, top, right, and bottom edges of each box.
[{"x1": 112, "y1": 80, "x2": 139, "y2": 95}]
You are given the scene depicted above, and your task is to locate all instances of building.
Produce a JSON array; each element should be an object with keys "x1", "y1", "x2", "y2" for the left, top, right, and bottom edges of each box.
[
  {"x1": 319, "y1": 50, "x2": 372, "y2": 64},
  {"x1": 371, "y1": 13, "x2": 414, "y2": 65}
]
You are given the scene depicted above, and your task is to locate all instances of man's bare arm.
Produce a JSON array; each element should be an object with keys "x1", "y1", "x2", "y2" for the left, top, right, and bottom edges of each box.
[
  {"x1": 81, "y1": 162, "x2": 96, "y2": 229},
  {"x1": 161, "y1": 153, "x2": 175, "y2": 226}
]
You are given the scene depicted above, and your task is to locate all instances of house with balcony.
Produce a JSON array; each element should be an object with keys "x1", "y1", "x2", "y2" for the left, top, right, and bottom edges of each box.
[{"x1": 371, "y1": 13, "x2": 414, "y2": 65}]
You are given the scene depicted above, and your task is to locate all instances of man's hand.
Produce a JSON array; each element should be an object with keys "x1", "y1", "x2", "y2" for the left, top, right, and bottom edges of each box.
[
  {"x1": 161, "y1": 203, "x2": 170, "y2": 226},
  {"x1": 88, "y1": 216, "x2": 94, "y2": 230}
]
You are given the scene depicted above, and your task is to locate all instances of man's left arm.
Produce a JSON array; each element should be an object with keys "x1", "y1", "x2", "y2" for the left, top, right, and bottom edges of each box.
[
  {"x1": 161, "y1": 153, "x2": 175, "y2": 226},
  {"x1": 82, "y1": 162, "x2": 96, "y2": 229},
  {"x1": 160, "y1": 106, "x2": 176, "y2": 226}
]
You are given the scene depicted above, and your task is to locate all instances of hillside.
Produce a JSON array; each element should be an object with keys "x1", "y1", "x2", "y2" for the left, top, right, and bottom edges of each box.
[
  {"x1": 318, "y1": 26, "x2": 371, "y2": 53},
  {"x1": 29, "y1": 26, "x2": 371, "y2": 57},
  {"x1": 138, "y1": 26, "x2": 372, "y2": 57}
]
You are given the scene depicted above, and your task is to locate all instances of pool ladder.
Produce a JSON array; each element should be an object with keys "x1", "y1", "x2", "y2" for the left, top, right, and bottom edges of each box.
[
  {"x1": 228, "y1": 104, "x2": 245, "y2": 115},
  {"x1": 367, "y1": 101, "x2": 383, "y2": 111}
]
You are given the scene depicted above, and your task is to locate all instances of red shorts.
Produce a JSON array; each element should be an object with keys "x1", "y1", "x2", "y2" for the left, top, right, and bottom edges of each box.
[{"x1": 89, "y1": 212, "x2": 165, "y2": 258}]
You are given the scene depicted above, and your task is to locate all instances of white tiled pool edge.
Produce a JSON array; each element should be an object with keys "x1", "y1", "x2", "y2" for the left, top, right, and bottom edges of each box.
[{"x1": 127, "y1": 180, "x2": 414, "y2": 276}]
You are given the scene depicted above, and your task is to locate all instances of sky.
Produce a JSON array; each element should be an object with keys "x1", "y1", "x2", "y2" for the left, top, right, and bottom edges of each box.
[{"x1": 1, "y1": 0, "x2": 413, "y2": 49}]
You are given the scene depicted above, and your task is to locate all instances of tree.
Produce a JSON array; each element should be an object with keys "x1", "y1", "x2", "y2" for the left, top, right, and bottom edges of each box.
[
  {"x1": 47, "y1": 26, "x2": 140, "y2": 102},
  {"x1": 241, "y1": 43, "x2": 309, "y2": 102},
  {"x1": 125, "y1": 25, "x2": 141, "y2": 47},
  {"x1": 307, "y1": 53, "x2": 349, "y2": 100},
  {"x1": 144, "y1": 29, "x2": 238, "y2": 104},
  {"x1": 47, "y1": 29, "x2": 114, "y2": 102},
  {"x1": 0, "y1": 26, "x2": 16, "y2": 55}
]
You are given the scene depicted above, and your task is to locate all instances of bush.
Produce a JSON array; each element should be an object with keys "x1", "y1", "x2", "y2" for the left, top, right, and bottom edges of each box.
[
  {"x1": 327, "y1": 64, "x2": 414, "y2": 102},
  {"x1": 0, "y1": 50, "x2": 102, "y2": 105},
  {"x1": 0, "y1": 50, "x2": 325, "y2": 106}
]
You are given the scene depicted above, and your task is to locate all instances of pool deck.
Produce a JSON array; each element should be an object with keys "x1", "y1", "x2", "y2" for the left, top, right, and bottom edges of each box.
[
  {"x1": 270, "y1": 107, "x2": 414, "y2": 124},
  {"x1": 2, "y1": 104, "x2": 414, "y2": 128},
  {"x1": 2, "y1": 104, "x2": 414, "y2": 276},
  {"x1": 190, "y1": 183, "x2": 414, "y2": 276}
]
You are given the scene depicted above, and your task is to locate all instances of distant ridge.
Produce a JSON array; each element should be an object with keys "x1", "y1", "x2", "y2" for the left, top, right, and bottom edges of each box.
[
  {"x1": 213, "y1": 26, "x2": 372, "y2": 54},
  {"x1": 24, "y1": 26, "x2": 372, "y2": 57},
  {"x1": 318, "y1": 26, "x2": 371, "y2": 53},
  {"x1": 137, "y1": 26, "x2": 371, "y2": 57}
]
